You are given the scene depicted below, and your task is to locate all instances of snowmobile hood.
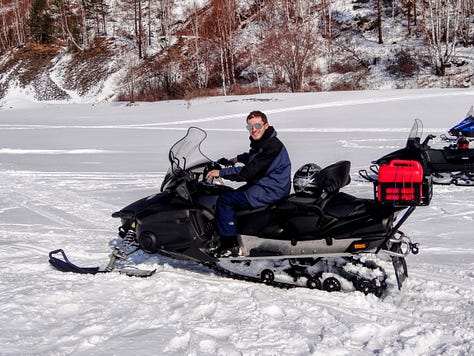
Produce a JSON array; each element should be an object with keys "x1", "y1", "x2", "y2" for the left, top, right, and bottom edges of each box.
[{"x1": 448, "y1": 106, "x2": 474, "y2": 137}]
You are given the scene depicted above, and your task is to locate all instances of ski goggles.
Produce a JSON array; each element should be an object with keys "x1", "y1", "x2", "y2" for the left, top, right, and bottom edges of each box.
[{"x1": 246, "y1": 123, "x2": 265, "y2": 131}]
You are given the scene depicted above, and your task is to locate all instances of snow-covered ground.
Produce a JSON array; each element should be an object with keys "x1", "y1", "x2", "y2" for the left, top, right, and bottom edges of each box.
[{"x1": 1, "y1": 89, "x2": 473, "y2": 355}]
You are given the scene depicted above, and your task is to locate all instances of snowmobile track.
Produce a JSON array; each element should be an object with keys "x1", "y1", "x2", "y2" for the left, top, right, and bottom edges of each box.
[{"x1": 211, "y1": 256, "x2": 388, "y2": 297}]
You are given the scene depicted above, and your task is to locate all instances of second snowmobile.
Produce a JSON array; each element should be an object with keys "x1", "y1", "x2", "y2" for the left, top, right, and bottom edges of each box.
[
  {"x1": 372, "y1": 119, "x2": 474, "y2": 186},
  {"x1": 50, "y1": 127, "x2": 432, "y2": 296}
]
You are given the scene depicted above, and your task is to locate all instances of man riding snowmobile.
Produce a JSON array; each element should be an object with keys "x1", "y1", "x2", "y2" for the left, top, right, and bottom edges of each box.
[{"x1": 205, "y1": 110, "x2": 291, "y2": 257}]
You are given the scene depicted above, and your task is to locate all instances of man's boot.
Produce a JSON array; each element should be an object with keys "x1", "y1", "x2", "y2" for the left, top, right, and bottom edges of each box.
[{"x1": 212, "y1": 235, "x2": 240, "y2": 258}]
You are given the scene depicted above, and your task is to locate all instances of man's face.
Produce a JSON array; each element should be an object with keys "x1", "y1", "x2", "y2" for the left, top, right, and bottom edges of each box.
[{"x1": 247, "y1": 117, "x2": 268, "y2": 141}]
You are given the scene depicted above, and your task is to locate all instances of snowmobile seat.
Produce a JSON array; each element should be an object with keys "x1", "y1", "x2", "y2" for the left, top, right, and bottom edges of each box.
[
  {"x1": 236, "y1": 197, "x2": 290, "y2": 235},
  {"x1": 315, "y1": 160, "x2": 351, "y2": 194},
  {"x1": 276, "y1": 195, "x2": 324, "y2": 220},
  {"x1": 324, "y1": 192, "x2": 373, "y2": 218},
  {"x1": 292, "y1": 161, "x2": 351, "y2": 198},
  {"x1": 308, "y1": 160, "x2": 352, "y2": 216},
  {"x1": 283, "y1": 195, "x2": 318, "y2": 207},
  {"x1": 238, "y1": 162, "x2": 351, "y2": 239},
  {"x1": 235, "y1": 194, "x2": 294, "y2": 217},
  {"x1": 235, "y1": 205, "x2": 269, "y2": 216},
  {"x1": 424, "y1": 149, "x2": 445, "y2": 163}
]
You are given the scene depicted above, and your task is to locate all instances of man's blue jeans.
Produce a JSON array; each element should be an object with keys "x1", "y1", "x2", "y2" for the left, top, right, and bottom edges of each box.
[{"x1": 216, "y1": 191, "x2": 251, "y2": 237}]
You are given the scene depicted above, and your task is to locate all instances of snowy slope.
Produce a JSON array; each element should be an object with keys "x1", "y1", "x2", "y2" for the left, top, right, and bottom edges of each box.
[{"x1": 0, "y1": 89, "x2": 473, "y2": 355}]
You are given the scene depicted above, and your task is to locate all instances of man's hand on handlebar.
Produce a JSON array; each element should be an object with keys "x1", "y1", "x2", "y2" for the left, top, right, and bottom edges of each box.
[
  {"x1": 205, "y1": 169, "x2": 220, "y2": 183},
  {"x1": 217, "y1": 157, "x2": 237, "y2": 167}
]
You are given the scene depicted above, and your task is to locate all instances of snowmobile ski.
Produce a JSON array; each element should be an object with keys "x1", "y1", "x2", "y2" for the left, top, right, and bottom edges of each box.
[
  {"x1": 48, "y1": 249, "x2": 156, "y2": 278},
  {"x1": 49, "y1": 249, "x2": 101, "y2": 274}
]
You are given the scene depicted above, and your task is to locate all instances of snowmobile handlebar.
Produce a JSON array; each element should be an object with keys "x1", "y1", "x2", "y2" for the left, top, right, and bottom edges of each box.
[
  {"x1": 422, "y1": 134, "x2": 436, "y2": 146},
  {"x1": 216, "y1": 157, "x2": 233, "y2": 167}
]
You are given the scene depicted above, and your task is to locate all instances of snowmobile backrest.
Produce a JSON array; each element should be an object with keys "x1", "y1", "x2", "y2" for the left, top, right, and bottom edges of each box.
[{"x1": 315, "y1": 161, "x2": 351, "y2": 193}]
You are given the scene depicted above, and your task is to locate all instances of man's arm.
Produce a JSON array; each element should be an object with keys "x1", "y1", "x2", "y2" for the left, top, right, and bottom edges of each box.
[{"x1": 238, "y1": 139, "x2": 283, "y2": 182}]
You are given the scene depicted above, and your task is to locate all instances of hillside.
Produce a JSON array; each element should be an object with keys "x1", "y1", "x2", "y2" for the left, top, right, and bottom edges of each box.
[{"x1": 0, "y1": 0, "x2": 473, "y2": 104}]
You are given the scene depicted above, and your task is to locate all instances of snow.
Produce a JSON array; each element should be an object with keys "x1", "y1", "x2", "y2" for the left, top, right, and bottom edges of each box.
[{"x1": 1, "y1": 88, "x2": 474, "y2": 355}]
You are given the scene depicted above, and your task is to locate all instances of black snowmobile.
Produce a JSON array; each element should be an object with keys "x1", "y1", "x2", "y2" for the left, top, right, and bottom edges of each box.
[
  {"x1": 50, "y1": 127, "x2": 432, "y2": 296},
  {"x1": 371, "y1": 119, "x2": 474, "y2": 186}
]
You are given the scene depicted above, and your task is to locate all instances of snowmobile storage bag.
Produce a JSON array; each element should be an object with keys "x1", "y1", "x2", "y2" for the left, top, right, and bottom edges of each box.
[{"x1": 376, "y1": 160, "x2": 424, "y2": 206}]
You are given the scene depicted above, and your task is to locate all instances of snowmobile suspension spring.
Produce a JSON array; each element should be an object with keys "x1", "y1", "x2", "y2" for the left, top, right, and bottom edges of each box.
[
  {"x1": 123, "y1": 229, "x2": 137, "y2": 245},
  {"x1": 112, "y1": 229, "x2": 140, "y2": 261}
]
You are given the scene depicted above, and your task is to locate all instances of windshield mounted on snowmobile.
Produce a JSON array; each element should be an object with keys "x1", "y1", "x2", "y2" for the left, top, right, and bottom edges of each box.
[
  {"x1": 466, "y1": 105, "x2": 474, "y2": 119},
  {"x1": 161, "y1": 127, "x2": 212, "y2": 192},
  {"x1": 406, "y1": 119, "x2": 423, "y2": 148}
]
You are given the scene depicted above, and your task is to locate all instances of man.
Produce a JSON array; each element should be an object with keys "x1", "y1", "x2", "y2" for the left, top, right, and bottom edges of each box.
[{"x1": 205, "y1": 110, "x2": 291, "y2": 256}]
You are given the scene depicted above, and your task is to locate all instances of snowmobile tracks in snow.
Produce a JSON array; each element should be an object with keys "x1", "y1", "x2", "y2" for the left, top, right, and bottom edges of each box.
[{"x1": 213, "y1": 256, "x2": 388, "y2": 297}]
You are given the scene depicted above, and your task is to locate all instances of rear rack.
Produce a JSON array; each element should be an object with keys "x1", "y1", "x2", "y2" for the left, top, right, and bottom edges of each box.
[{"x1": 360, "y1": 160, "x2": 432, "y2": 207}]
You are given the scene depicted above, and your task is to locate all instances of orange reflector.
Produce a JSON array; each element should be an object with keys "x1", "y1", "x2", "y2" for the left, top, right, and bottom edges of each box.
[{"x1": 354, "y1": 243, "x2": 366, "y2": 249}]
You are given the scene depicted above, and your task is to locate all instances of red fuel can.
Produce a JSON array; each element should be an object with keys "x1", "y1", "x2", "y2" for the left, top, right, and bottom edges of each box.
[{"x1": 377, "y1": 160, "x2": 424, "y2": 204}]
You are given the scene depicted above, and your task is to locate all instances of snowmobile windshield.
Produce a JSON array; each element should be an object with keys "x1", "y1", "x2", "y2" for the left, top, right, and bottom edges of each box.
[
  {"x1": 406, "y1": 119, "x2": 423, "y2": 148},
  {"x1": 465, "y1": 105, "x2": 474, "y2": 120},
  {"x1": 161, "y1": 127, "x2": 212, "y2": 191},
  {"x1": 169, "y1": 127, "x2": 211, "y2": 172}
]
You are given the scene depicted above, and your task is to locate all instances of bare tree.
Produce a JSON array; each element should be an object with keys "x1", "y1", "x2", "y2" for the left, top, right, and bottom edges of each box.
[
  {"x1": 157, "y1": 0, "x2": 175, "y2": 50},
  {"x1": 421, "y1": 0, "x2": 463, "y2": 76},
  {"x1": 50, "y1": 0, "x2": 108, "y2": 51},
  {"x1": 202, "y1": 0, "x2": 239, "y2": 95},
  {"x1": 377, "y1": 0, "x2": 383, "y2": 43},
  {"x1": 133, "y1": 0, "x2": 143, "y2": 58},
  {"x1": 320, "y1": 0, "x2": 332, "y2": 39},
  {"x1": 458, "y1": 0, "x2": 474, "y2": 45},
  {"x1": 401, "y1": 0, "x2": 419, "y2": 35},
  {"x1": 184, "y1": 1, "x2": 209, "y2": 90},
  {"x1": 260, "y1": 1, "x2": 320, "y2": 92},
  {"x1": 262, "y1": 20, "x2": 320, "y2": 92},
  {"x1": 1, "y1": 0, "x2": 31, "y2": 51}
]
